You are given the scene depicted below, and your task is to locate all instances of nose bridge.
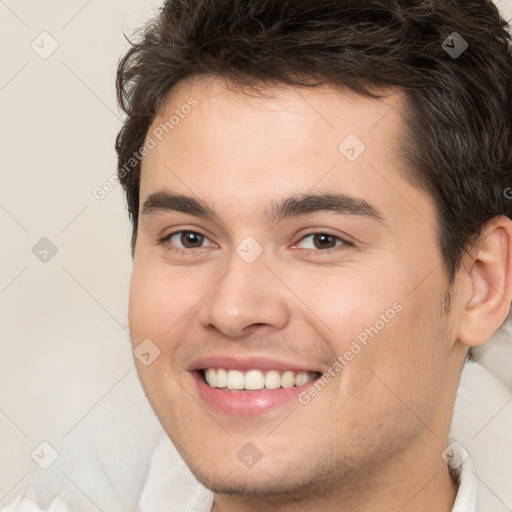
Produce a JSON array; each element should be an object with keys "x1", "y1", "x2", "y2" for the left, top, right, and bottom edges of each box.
[{"x1": 198, "y1": 243, "x2": 290, "y2": 336}]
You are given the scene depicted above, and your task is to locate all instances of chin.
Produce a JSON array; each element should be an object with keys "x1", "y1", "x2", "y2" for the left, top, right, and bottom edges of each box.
[{"x1": 188, "y1": 465, "x2": 308, "y2": 499}]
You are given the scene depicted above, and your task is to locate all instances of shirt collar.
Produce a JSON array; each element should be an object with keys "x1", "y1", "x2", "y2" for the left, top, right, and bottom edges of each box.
[{"x1": 448, "y1": 441, "x2": 477, "y2": 512}]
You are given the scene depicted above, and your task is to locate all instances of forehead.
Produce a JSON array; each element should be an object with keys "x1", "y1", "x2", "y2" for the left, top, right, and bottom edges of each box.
[
  {"x1": 139, "y1": 75, "x2": 435, "y2": 231},
  {"x1": 145, "y1": 75, "x2": 403, "y2": 164}
]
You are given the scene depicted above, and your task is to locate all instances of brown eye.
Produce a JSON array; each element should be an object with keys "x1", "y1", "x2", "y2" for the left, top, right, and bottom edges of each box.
[
  {"x1": 311, "y1": 234, "x2": 337, "y2": 249},
  {"x1": 159, "y1": 230, "x2": 214, "y2": 253},
  {"x1": 179, "y1": 231, "x2": 205, "y2": 248},
  {"x1": 297, "y1": 232, "x2": 349, "y2": 252}
]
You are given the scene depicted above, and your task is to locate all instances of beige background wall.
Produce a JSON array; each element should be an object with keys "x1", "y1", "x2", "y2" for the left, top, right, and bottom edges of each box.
[
  {"x1": 0, "y1": 2, "x2": 164, "y2": 511},
  {"x1": 1, "y1": 1, "x2": 512, "y2": 511}
]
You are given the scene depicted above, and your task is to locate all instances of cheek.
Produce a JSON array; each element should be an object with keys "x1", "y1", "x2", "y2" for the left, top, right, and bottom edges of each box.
[
  {"x1": 292, "y1": 257, "x2": 446, "y2": 395},
  {"x1": 282, "y1": 263, "x2": 398, "y2": 349},
  {"x1": 347, "y1": 274, "x2": 451, "y2": 421},
  {"x1": 128, "y1": 260, "x2": 201, "y2": 344}
]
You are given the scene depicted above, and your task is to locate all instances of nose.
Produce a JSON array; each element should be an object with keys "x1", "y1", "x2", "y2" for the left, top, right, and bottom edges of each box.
[{"x1": 198, "y1": 252, "x2": 290, "y2": 338}]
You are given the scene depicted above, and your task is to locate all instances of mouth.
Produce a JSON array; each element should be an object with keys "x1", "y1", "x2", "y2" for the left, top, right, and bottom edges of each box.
[
  {"x1": 200, "y1": 368, "x2": 321, "y2": 391},
  {"x1": 190, "y1": 363, "x2": 324, "y2": 416}
]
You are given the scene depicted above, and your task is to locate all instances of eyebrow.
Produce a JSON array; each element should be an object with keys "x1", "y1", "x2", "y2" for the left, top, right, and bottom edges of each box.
[{"x1": 142, "y1": 190, "x2": 386, "y2": 225}]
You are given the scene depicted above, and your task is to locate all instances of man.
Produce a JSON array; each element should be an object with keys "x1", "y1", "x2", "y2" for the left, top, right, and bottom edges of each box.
[{"x1": 115, "y1": 0, "x2": 512, "y2": 510}]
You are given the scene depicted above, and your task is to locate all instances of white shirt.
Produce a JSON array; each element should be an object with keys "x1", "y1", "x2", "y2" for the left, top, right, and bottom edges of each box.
[
  {"x1": 450, "y1": 441, "x2": 478, "y2": 512},
  {"x1": 450, "y1": 439, "x2": 510, "y2": 512}
]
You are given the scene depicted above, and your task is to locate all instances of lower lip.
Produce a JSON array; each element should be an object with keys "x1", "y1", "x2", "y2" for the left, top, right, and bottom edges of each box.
[{"x1": 191, "y1": 371, "x2": 316, "y2": 416}]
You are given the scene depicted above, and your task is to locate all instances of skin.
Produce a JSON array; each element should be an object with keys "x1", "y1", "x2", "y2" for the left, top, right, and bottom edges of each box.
[{"x1": 128, "y1": 75, "x2": 512, "y2": 512}]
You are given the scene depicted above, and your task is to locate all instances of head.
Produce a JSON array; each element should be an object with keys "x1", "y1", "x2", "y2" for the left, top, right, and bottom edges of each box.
[{"x1": 116, "y1": 0, "x2": 512, "y2": 505}]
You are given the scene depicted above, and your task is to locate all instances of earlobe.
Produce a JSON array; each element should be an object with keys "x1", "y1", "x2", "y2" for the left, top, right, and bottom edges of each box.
[{"x1": 458, "y1": 216, "x2": 512, "y2": 347}]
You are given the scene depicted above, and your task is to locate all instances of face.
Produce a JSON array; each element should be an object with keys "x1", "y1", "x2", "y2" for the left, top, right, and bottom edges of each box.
[{"x1": 129, "y1": 76, "x2": 465, "y2": 500}]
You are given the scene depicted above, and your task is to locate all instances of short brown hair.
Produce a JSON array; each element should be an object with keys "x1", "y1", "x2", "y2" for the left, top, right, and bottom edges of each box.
[{"x1": 116, "y1": 0, "x2": 512, "y2": 286}]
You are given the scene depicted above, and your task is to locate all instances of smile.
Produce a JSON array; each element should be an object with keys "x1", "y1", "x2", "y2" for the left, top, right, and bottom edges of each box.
[
  {"x1": 202, "y1": 368, "x2": 320, "y2": 391},
  {"x1": 192, "y1": 366, "x2": 323, "y2": 416}
]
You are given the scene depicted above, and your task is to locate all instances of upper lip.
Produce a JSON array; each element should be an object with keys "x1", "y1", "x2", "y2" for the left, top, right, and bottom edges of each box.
[{"x1": 189, "y1": 355, "x2": 323, "y2": 374}]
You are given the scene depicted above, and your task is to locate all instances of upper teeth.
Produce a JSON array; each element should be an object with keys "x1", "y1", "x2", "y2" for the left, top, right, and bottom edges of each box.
[{"x1": 204, "y1": 368, "x2": 317, "y2": 390}]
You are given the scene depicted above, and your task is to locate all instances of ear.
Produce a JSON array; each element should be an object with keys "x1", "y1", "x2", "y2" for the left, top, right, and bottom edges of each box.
[{"x1": 457, "y1": 216, "x2": 512, "y2": 347}]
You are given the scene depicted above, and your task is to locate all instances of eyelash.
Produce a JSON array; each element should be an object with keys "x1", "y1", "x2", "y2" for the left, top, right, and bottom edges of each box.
[{"x1": 157, "y1": 230, "x2": 353, "y2": 256}]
